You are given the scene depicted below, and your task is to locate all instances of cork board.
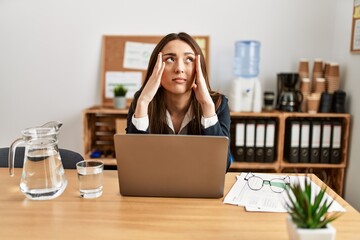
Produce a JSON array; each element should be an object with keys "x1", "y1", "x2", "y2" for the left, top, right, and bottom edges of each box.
[{"x1": 100, "y1": 35, "x2": 210, "y2": 107}]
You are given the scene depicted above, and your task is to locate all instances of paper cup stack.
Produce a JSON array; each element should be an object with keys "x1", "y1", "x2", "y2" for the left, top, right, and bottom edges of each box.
[
  {"x1": 297, "y1": 58, "x2": 343, "y2": 113},
  {"x1": 323, "y1": 62, "x2": 331, "y2": 91},
  {"x1": 298, "y1": 59, "x2": 309, "y2": 79},
  {"x1": 300, "y1": 78, "x2": 311, "y2": 112},
  {"x1": 311, "y1": 59, "x2": 324, "y2": 93},
  {"x1": 327, "y1": 63, "x2": 340, "y2": 94},
  {"x1": 298, "y1": 59, "x2": 310, "y2": 112},
  {"x1": 315, "y1": 78, "x2": 326, "y2": 93},
  {"x1": 307, "y1": 93, "x2": 321, "y2": 114}
]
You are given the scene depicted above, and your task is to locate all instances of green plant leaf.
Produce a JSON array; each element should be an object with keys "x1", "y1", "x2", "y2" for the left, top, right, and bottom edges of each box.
[{"x1": 286, "y1": 175, "x2": 342, "y2": 229}]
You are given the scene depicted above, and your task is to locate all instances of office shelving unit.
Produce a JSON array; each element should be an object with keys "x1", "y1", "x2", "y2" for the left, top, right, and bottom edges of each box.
[
  {"x1": 83, "y1": 107, "x2": 351, "y2": 195},
  {"x1": 230, "y1": 111, "x2": 350, "y2": 196}
]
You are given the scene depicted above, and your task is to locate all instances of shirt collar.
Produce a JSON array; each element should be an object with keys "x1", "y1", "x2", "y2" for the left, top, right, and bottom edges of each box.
[{"x1": 166, "y1": 105, "x2": 194, "y2": 134}]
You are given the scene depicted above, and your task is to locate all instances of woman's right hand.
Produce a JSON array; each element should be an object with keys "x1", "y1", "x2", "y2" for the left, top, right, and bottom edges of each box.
[{"x1": 134, "y1": 53, "x2": 165, "y2": 118}]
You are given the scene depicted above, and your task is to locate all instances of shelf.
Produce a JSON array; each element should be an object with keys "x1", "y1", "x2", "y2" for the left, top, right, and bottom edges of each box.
[
  {"x1": 83, "y1": 106, "x2": 351, "y2": 196},
  {"x1": 230, "y1": 161, "x2": 278, "y2": 170},
  {"x1": 280, "y1": 162, "x2": 346, "y2": 169}
]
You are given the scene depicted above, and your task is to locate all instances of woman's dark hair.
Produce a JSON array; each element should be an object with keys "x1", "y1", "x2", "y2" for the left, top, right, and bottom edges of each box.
[{"x1": 130, "y1": 32, "x2": 222, "y2": 134}]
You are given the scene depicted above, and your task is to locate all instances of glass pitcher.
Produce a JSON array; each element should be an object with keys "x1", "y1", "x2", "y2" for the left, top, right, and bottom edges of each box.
[{"x1": 9, "y1": 121, "x2": 67, "y2": 200}]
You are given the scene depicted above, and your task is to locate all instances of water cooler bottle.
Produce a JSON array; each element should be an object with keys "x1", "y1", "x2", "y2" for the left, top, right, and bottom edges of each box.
[{"x1": 229, "y1": 40, "x2": 262, "y2": 112}]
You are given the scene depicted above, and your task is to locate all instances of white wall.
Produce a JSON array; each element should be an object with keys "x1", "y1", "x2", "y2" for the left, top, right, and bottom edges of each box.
[
  {"x1": 333, "y1": 0, "x2": 360, "y2": 211},
  {"x1": 1, "y1": 0, "x2": 358, "y2": 209}
]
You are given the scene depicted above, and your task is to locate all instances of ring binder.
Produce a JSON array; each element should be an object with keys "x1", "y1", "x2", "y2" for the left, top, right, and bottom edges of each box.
[
  {"x1": 245, "y1": 120, "x2": 256, "y2": 162},
  {"x1": 300, "y1": 121, "x2": 310, "y2": 163},
  {"x1": 264, "y1": 120, "x2": 276, "y2": 162},
  {"x1": 288, "y1": 120, "x2": 300, "y2": 163},
  {"x1": 320, "y1": 121, "x2": 332, "y2": 163},
  {"x1": 330, "y1": 121, "x2": 342, "y2": 164},
  {"x1": 310, "y1": 121, "x2": 321, "y2": 163},
  {"x1": 255, "y1": 120, "x2": 265, "y2": 162},
  {"x1": 234, "y1": 121, "x2": 246, "y2": 162}
]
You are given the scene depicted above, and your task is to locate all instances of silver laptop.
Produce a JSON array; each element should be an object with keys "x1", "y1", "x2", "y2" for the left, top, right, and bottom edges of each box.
[{"x1": 114, "y1": 134, "x2": 228, "y2": 198}]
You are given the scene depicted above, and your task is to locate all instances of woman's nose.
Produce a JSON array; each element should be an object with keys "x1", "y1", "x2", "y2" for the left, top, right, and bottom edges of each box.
[{"x1": 175, "y1": 61, "x2": 185, "y2": 73}]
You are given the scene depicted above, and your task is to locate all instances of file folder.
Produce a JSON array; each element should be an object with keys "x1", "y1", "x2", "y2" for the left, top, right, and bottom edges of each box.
[
  {"x1": 264, "y1": 120, "x2": 276, "y2": 162},
  {"x1": 330, "y1": 121, "x2": 342, "y2": 164},
  {"x1": 299, "y1": 121, "x2": 310, "y2": 163},
  {"x1": 255, "y1": 120, "x2": 265, "y2": 162},
  {"x1": 234, "y1": 121, "x2": 246, "y2": 162},
  {"x1": 310, "y1": 121, "x2": 321, "y2": 163},
  {"x1": 245, "y1": 121, "x2": 256, "y2": 162},
  {"x1": 288, "y1": 121, "x2": 300, "y2": 163},
  {"x1": 320, "y1": 121, "x2": 332, "y2": 163}
]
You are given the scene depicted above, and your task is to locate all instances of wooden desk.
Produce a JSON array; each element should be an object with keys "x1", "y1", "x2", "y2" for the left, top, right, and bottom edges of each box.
[{"x1": 0, "y1": 169, "x2": 359, "y2": 240}]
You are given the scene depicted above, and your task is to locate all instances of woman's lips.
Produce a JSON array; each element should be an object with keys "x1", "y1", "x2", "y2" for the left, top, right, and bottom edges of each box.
[{"x1": 173, "y1": 77, "x2": 186, "y2": 83}]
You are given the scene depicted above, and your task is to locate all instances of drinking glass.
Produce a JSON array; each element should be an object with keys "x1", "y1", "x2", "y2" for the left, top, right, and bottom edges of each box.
[{"x1": 76, "y1": 160, "x2": 104, "y2": 199}]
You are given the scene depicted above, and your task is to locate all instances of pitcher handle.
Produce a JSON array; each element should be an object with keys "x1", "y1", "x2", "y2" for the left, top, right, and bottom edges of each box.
[{"x1": 9, "y1": 137, "x2": 24, "y2": 176}]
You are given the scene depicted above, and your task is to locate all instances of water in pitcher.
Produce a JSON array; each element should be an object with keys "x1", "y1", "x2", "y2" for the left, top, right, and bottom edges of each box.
[{"x1": 20, "y1": 148, "x2": 67, "y2": 200}]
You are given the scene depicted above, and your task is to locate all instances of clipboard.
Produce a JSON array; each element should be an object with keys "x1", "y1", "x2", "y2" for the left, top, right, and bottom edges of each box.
[{"x1": 100, "y1": 35, "x2": 210, "y2": 107}]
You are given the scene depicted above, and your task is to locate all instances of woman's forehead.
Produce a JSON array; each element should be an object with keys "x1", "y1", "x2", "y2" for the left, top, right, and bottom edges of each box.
[{"x1": 162, "y1": 40, "x2": 195, "y2": 54}]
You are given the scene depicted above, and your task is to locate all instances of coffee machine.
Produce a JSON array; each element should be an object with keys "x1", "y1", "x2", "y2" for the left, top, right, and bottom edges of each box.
[{"x1": 276, "y1": 73, "x2": 303, "y2": 112}]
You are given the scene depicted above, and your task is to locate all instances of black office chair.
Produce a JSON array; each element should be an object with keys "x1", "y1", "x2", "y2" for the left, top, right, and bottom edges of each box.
[{"x1": 0, "y1": 147, "x2": 84, "y2": 169}]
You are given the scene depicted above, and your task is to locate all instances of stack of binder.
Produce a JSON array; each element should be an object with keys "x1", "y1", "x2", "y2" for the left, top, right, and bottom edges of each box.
[
  {"x1": 232, "y1": 119, "x2": 277, "y2": 163},
  {"x1": 285, "y1": 118, "x2": 342, "y2": 164}
]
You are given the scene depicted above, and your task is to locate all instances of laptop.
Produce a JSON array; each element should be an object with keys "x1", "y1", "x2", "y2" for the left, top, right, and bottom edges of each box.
[{"x1": 114, "y1": 134, "x2": 228, "y2": 198}]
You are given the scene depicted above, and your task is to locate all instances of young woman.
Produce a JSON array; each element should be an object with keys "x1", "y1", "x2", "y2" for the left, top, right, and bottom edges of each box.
[{"x1": 126, "y1": 32, "x2": 232, "y2": 171}]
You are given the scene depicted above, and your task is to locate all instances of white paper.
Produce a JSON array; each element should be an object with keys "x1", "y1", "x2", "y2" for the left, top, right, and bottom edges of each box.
[
  {"x1": 123, "y1": 41, "x2": 156, "y2": 70},
  {"x1": 255, "y1": 123, "x2": 265, "y2": 147},
  {"x1": 235, "y1": 123, "x2": 245, "y2": 146},
  {"x1": 311, "y1": 124, "x2": 321, "y2": 148},
  {"x1": 224, "y1": 172, "x2": 346, "y2": 213},
  {"x1": 246, "y1": 123, "x2": 255, "y2": 147},
  {"x1": 322, "y1": 124, "x2": 332, "y2": 148},
  {"x1": 301, "y1": 123, "x2": 310, "y2": 147},
  {"x1": 105, "y1": 71, "x2": 142, "y2": 98},
  {"x1": 291, "y1": 123, "x2": 300, "y2": 147},
  {"x1": 265, "y1": 122, "x2": 275, "y2": 147},
  {"x1": 355, "y1": 0, "x2": 360, "y2": 7},
  {"x1": 332, "y1": 125, "x2": 342, "y2": 148},
  {"x1": 224, "y1": 172, "x2": 289, "y2": 212},
  {"x1": 353, "y1": 19, "x2": 360, "y2": 50}
]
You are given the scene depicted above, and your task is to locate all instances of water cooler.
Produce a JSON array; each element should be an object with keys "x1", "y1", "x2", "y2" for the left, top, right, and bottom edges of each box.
[{"x1": 229, "y1": 40, "x2": 262, "y2": 112}]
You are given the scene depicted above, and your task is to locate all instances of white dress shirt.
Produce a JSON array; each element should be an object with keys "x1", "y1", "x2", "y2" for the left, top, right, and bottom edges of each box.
[{"x1": 132, "y1": 106, "x2": 218, "y2": 134}]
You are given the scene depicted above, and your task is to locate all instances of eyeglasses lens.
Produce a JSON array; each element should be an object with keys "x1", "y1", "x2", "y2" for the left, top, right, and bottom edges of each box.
[
  {"x1": 247, "y1": 176, "x2": 263, "y2": 190},
  {"x1": 270, "y1": 178, "x2": 286, "y2": 193}
]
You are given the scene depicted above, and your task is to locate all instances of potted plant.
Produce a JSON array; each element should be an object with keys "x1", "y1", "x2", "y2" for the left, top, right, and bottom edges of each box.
[
  {"x1": 113, "y1": 84, "x2": 128, "y2": 109},
  {"x1": 285, "y1": 176, "x2": 341, "y2": 240}
]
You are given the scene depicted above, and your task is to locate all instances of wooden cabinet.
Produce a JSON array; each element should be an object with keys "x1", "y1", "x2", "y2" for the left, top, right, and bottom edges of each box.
[
  {"x1": 230, "y1": 111, "x2": 351, "y2": 196},
  {"x1": 83, "y1": 106, "x2": 351, "y2": 195},
  {"x1": 83, "y1": 106, "x2": 127, "y2": 167}
]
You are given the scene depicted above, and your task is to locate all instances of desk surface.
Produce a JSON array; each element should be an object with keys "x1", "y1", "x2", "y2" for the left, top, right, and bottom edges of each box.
[{"x1": 0, "y1": 169, "x2": 359, "y2": 240}]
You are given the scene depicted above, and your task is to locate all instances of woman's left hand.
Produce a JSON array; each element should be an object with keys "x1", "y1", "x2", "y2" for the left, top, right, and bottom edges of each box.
[{"x1": 192, "y1": 55, "x2": 215, "y2": 117}]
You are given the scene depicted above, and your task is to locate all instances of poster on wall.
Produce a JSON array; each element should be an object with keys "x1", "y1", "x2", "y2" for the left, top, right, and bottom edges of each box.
[{"x1": 351, "y1": 0, "x2": 360, "y2": 53}]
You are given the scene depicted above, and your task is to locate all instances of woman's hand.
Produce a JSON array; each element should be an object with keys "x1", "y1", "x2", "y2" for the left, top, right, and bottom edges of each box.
[
  {"x1": 135, "y1": 53, "x2": 165, "y2": 118},
  {"x1": 192, "y1": 55, "x2": 215, "y2": 118}
]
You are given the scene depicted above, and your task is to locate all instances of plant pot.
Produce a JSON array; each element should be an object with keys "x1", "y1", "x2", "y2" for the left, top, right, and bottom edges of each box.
[
  {"x1": 286, "y1": 216, "x2": 336, "y2": 240},
  {"x1": 114, "y1": 97, "x2": 126, "y2": 109}
]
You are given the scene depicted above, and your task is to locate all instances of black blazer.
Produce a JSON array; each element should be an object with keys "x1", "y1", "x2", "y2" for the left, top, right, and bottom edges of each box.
[{"x1": 126, "y1": 95, "x2": 232, "y2": 172}]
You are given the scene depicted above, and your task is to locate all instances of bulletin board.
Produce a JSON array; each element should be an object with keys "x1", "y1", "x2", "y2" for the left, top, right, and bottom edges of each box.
[
  {"x1": 100, "y1": 35, "x2": 210, "y2": 107},
  {"x1": 350, "y1": 0, "x2": 360, "y2": 53}
]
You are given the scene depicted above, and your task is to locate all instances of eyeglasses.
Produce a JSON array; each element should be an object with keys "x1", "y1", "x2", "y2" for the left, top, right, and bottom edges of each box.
[{"x1": 244, "y1": 172, "x2": 290, "y2": 193}]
